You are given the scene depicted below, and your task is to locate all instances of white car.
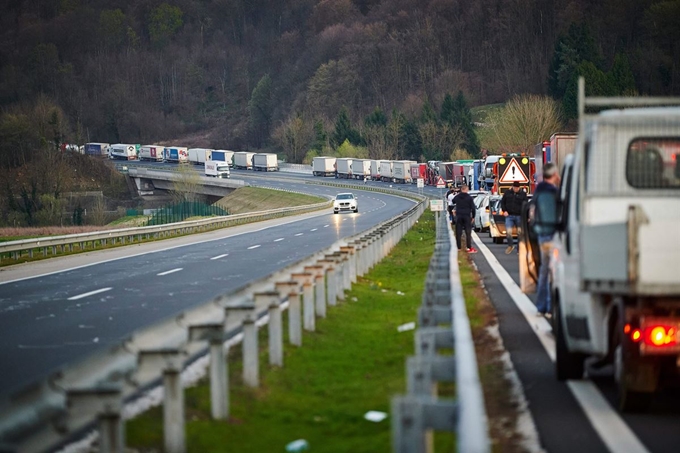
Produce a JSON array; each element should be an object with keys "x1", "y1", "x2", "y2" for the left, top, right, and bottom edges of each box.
[
  {"x1": 333, "y1": 193, "x2": 358, "y2": 214},
  {"x1": 474, "y1": 194, "x2": 491, "y2": 232}
]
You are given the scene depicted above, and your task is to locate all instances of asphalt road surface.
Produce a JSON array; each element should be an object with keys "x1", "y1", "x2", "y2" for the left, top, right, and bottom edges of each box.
[{"x1": 0, "y1": 185, "x2": 415, "y2": 398}]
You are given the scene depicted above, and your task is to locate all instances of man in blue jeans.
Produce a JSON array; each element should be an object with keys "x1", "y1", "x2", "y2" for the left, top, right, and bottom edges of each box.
[
  {"x1": 534, "y1": 163, "x2": 560, "y2": 317},
  {"x1": 501, "y1": 181, "x2": 527, "y2": 254}
]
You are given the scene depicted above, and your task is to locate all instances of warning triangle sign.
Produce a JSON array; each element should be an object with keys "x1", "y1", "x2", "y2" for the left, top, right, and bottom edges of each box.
[
  {"x1": 435, "y1": 176, "x2": 446, "y2": 188},
  {"x1": 499, "y1": 158, "x2": 529, "y2": 184}
]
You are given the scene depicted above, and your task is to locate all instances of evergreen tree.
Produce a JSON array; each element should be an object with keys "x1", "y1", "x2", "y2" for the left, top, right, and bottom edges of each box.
[
  {"x1": 332, "y1": 107, "x2": 361, "y2": 147},
  {"x1": 562, "y1": 61, "x2": 615, "y2": 119},
  {"x1": 248, "y1": 74, "x2": 273, "y2": 147},
  {"x1": 446, "y1": 91, "x2": 480, "y2": 158},
  {"x1": 419, "y1": 99, "x2": 438, "y2": 124},
  {"x1": 440, "y1": 93, "x2": 456, "y2": 125},
  {"x1": 311, "y1": 119, "x2": 328, "y2": 152},
  {"x1": 399, "y1": 118, "x2": 422, "y2": 160},
  {"x1": 609, "y1": 53, "x2": 636, "y2": 95},
  {"x1": 364, "y1": 106, "x2": 387, "y2": 128},
  {"x1": 548, "y1": 23, "x2": 603, "y2": 99}
]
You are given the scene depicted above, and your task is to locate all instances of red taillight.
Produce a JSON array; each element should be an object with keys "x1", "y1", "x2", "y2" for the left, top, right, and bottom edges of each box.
[
  {"x1": 631, "y1": 329, "x2": 642, "y2": 342},
  {"x1": 624, "y1": 323, "x2": 631, "y2": 334},
  {"x1": 645, "y1": 326, "x2": 676, "y2": 347}
]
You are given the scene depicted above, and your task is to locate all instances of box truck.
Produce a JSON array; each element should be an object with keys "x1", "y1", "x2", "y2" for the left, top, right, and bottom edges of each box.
[
  {"x1": 379, "y1": 161, "x2": 394, "y2": 182},
  {"x1": 393, "y1": 160, "x2": 415, "y2": 183},
  {"x1": 204, "y1": 160, "x2": 230, "y2": 178},
  {"x1": 233, "y1": 151, "x2": 255, "y2": 169},
  {"x1": 313, "y1": 157, "x2": 337, "y2": 176},
  {"x1": 253, "y1": 153, "x2": 279, "y2": 171},
  {"x1": 212, "y1": 150, "x2": 234, "y2": 166}
]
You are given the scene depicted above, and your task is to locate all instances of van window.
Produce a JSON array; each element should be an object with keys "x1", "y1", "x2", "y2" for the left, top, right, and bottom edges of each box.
[{"x1": 626, "y1": 138, "x2": 680, "y2": 189}]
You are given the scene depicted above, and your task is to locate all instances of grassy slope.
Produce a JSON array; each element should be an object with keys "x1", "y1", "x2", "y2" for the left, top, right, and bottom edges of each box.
[{"x1": 217, "y1": 187, "x2": 325, "y2": 215}]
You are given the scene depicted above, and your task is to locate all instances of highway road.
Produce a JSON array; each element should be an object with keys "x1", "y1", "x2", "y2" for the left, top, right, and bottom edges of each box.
[
  {"x1": 0, "y1": 182, "x2": 416, "y2": 399},
  {"x1": 471, "y1": 232, "x2": 680, "y2": 453}
]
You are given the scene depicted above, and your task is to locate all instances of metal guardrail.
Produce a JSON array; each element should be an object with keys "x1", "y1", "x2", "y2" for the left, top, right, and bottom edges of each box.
[
  {"x1": 391, "y1": 212, "x2": 490, "y2": 452},
  {"x1": 0, "y1": 202, "x2": 331, "y2": 264},
  {"x1": 0, "y1": 190, "x2": 427, "y2": 453}
]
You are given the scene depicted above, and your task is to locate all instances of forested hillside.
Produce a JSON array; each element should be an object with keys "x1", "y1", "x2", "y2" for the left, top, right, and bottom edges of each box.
[{"x1": 1, "y1": 0, "x2": 678, "y2": 166}]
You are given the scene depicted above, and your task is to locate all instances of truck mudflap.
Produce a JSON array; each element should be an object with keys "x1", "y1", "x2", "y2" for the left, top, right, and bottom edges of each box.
[{"x1": 581, "y1": 204, "x2": 680, "y2": 295}]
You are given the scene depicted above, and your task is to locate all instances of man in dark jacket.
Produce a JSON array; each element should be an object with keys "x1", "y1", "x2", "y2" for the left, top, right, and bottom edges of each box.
[
  {"x1": 501, "y1": 181, "x2": 528, "y2": 254},
  {"x1": 452, "y1": 185, "x2": 477, "y2": 253}
]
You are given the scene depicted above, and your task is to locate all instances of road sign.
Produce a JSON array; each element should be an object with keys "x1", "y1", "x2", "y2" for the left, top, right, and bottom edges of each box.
[
  {"x1": 435, "y1": 176, "x2": 446, "y2": 188},
  {"x1": 429, "y1": 199, "x2": 444, "y2": 211},
  {"x1": 499, "y1": 158, "x2": 529, "y2": 183},
  {"x1": 417, "y1": 178, "x2": 424, "y2": 188}
]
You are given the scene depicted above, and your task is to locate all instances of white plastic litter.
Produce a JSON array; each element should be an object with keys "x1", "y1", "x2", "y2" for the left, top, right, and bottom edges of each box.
[
  {"x1": 397, "y1": 322, "x2": 416, "y2": 332},
  {"x1": 364, "y1": 410, "x2": 388, "y2": 422},
  {"x1": 286, "y1": 439, "x2": 309, "y2": 451},
  {"x1": 396, "y1": 291, "x2": 405, "y2": 296}
]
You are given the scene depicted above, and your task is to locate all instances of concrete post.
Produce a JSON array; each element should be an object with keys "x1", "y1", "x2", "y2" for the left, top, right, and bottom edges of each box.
[
  {"x1": 340, "y1": 246, "x2": 357, "y2": 284},
  {"x1": 318, "y1": 260, "x2": 337, "y2": 307},
  {"x1": 292, "y1": 273, "x2": 315, "y2": 332},
  {"x1": 275, "y1": 281, "x2": 302, "y2": 346},
  {"x1": 305, "y1": 265, "x2": 326, "y2": 318},
  {"x1": 225, "y1": 303, "x2": 258, "y2": 388},
  {"x1": 339, "y1": 249, "x2": 352, "y2": 291},
  {"x1": 67, "y1": 387, "x2": 124, "y2": 453},
  {"x1": 255, "y1": 292, "x2": 283, "y2": 367},
  {"x1": 189, "y1": 323, "x2": 228, "y2": 420}
]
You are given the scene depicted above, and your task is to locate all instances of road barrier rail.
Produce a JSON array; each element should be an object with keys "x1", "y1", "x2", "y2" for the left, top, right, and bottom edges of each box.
[
  {"x1": 0, "y1": 191, "x2": 426, "y2": 453},
  {"x1": 391, "y1": 212, "x2": 490, "y2": 453}
]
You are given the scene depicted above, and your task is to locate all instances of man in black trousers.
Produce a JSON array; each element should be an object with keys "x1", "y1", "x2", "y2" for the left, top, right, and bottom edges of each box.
[{"x1": 452, "y1": 184, "x2": 477, "y2": 253}]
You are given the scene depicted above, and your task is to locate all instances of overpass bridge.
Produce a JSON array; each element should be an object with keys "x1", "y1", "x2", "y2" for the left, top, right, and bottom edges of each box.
[{"x1": 127, "y1": 167, "x2": 246, "y2": 202}]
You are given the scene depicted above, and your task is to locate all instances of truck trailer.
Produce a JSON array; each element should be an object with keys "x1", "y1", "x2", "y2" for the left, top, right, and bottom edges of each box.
[
  {"x1": 85, "y1": 143, "x2": 110, "y2": 157},
  {"x1": 233, "y1": 151, "x2": 255, "y2": 169},
  {"x1": 379, "y1": 161, "x2": 394, "y2": 182},
  {"x1": 351, "y1": 159, "x2": 371, "y2": 180},
  {"x1": 188, "y1": 148, "x2": 213, "y2": 165},
  {"x1": 253, "y1": 153, "x2": 279, "y2": 171},
  {"x1": 139, "y1": 145, "x2": 164, "y2": 162},
  {"x1": 212, "y1": 150, "x2": 234, "y2": 166},
  {"x1": 336, "y1": 158, "x2": 353, "y2": 179},
  {"x1": 164, "y1": 147, "x2": 189, "y2": 163},
  {"x1": 109, "y1": 144, "x2": 138, "y2": 160},
  {"x1": 312, "y1": 156, "x2": 337, "y2": 176},
  {"x1": 393, "y1": 160, "x2": 415, "y2": 183}
]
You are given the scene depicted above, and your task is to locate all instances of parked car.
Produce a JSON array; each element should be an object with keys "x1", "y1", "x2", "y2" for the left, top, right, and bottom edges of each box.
[
  {"x1": 488, "y1": 194, "x2": 531, "y2": 243},
  {"x1": 474, "y1": 194, "x2": 491, "y2": 232},
  {"x1": 333, "y1": 193, "x2": 358, "y2": 214}
]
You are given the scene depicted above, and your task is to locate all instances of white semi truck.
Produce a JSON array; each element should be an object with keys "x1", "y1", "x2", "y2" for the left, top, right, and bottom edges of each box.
[
  {"x1": 336, "y1": 158, "x2": 353, "y2": 179},
  {"x1": 528, "y1": 78, "x2": 680, "y2": 412},
  {"x1": 253, "y1": 153, "x2": 279, "y2": 171},
  {"x1": 109, "y1": 144, "x2": 138, "y2": 160},
  {"x1": 188, "y1": 148, "x2": 213, "y2": 165},
  {"x1": 351, "y1": 159, "x2": 371, "y2": 180},
  {"x1": 233, "y1": 151, "x2": 255, "y2": 170},
  {"x1": 139, "y1": 145, "x2": 164, "y2": 162}
]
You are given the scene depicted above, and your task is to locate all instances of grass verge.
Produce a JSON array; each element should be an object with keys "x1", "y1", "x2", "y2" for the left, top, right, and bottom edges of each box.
[
  {"x1": 217, "y1": 187, "x2": 325, "y2": 214},
  {"x1": 126, "y1": 210, "x2": 440, "y2": 452}
]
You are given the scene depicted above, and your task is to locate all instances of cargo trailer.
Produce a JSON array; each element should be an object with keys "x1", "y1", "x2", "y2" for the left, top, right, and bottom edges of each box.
[
  {"x1": 312, "y1": 156, "x2": 337, "y2": 176},
  {"x1": 233, "y1": 151, "x2": 255, "y2": 169},
  {"x1": 139, "y1": 145, "x2": 164, "y2": 162},
  {"x1": 253, "y1": 153, "x2": 279, "y2": 171},
  {"x1": 336, "y1": 158, "x2": 353, "y2": 179}
]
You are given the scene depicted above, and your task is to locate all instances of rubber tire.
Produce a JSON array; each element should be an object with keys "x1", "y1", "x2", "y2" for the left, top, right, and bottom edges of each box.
[
  {"x1": 613, "y1": 315, "x2": 653, "y2": 412},
  {"x1": 555, "y1": 299, "x2": 586, "y2": 381},
  {"x1": 353, "y1": 208, "x2": 358, "y2": 213},
  {"x1": 333, "y1": 211, "x2": 338, "y2": 215}
]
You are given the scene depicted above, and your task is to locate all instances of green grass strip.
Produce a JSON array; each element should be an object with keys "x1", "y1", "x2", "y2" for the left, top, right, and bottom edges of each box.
[{"x1": 126, "y1": 210, "x2": 451, "y2": 452}]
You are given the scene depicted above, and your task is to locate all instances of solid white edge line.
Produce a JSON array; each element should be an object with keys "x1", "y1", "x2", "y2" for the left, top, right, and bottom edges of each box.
[
  {"x1": 210, "y1": 254, "x2": 229, "y2": 260},
  {"x1": 157, "y1": 268, "x2": 183, "y2": 276},
  {"x1": 67, "y1": 287, "x2": 112, "y2": 301},
  {"x1": 472, "y1": 232, "x2": 650, "y2": 453},
  {"x1": 247, "y1": 245, "x2": 261, "y2": 250}
]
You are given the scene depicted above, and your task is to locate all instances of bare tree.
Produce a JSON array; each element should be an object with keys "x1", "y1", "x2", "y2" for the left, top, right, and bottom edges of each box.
[
  {"x1": 172, "y1": 163, "x2": 202, "y2": 203},
  {"x1": 273, "y1": 115, "x2": 313, "y2": 163},
  {"x1": 485, "y1": 95, "x2": 563, "y2": 154}
]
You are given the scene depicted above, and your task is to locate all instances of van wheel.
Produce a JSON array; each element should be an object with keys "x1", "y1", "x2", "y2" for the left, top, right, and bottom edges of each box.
[
  {"x1": 613, "y1": 316, "x2": 653, "y2": 412},
  {"x1": 555, "y1": 299, "x2": 586, "y2": 381}
]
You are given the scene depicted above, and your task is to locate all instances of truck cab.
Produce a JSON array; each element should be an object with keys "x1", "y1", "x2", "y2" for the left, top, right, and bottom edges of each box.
[{"x1": 530, "y1": 78, "x2": 680, "y2": 411}]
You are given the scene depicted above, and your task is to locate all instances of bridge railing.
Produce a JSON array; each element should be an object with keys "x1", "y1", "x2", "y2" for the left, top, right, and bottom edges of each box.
[{"x1": 0, "y1": 193, "x2": 427, "y2": 453}]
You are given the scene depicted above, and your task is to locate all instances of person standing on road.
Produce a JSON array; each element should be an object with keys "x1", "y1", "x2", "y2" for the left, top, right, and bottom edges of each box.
[
  {"x1": 446, "y1": 186, "x2": 456, "y2": 227},
  {"x1": 501, "y1": 181, "x2": 528, "y2": 254},
  {"x1": 534, "y1": 162, "x2": 560, "y2": 317},
  {"x1": 453, "y1": 185, "x2": 477, "y2": 253}
]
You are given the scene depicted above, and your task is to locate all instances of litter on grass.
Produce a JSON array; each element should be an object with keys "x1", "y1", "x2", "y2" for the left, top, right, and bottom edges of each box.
[
  {"x1": 364, "y1": 411, "x2": 388, "y2": 422},
  {"x1": 396, "y1": 291, "x2": 405, "y2": 296},
  {"x1": 285, "y1": 439, "x2": 309, "y2": 452},
  {"x1": 397, "y1": 322, "x2": 416, "y2": 332}
]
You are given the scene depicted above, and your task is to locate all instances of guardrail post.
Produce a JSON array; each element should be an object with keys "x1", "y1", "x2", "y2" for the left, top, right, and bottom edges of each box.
[
  {"x1": 226, "y1": 303, "x2": 258, "y2": 388},
  {"x1": 188, "y1": 323, "x2": 229, "y2": 420},
  {"x1": 292, "y1": 272, "x2": 315, "y2": 332},
  {"x1": 67, "y1": 386, "x2": 124, "y2": 453},
  {"x1": 138, "y1": 349, "x2": 187, "y2": 453},
  {"x1": 340, "y1": 246, "x2": 357, "y2": 284},
  {"x1": 275, "y1": 281, "x2": 302, "y2": 346},
  {"x1": 305, "y1": 265, "x2": 326, "y2": 318},
  {"x1": 255, "y1": 291, "x2": 283, "y2": 367},
  {"x1": 339, "y1": 248, "x2": 352, "y2": 290},
  {"x1": 326, "y1": 253, "x2": 345, "y2": 302},
  {"x1": 318, "y1": 259, "x2": 337, "y2": 307}
]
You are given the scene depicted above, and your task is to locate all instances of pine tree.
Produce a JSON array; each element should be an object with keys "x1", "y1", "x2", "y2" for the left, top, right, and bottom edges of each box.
[{"x1": 332, "y1": 107, "x2": 361, "y2": 147}]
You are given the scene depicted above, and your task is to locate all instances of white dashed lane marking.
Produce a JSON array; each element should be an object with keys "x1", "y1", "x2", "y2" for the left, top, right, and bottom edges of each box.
[
  {"x1": 67, "y1": 287, "x2": 112, "y2": 301},
  {"x1": 210, "y1": 254, "x2": 229, "y2": 260},
  {"x1": 157, "y1": 268, "x2": 183, "y2": 276},
  {"x1": 295, "y1": 233, "x2": 304, "y2": 236},
  {"x1": 274, "y1": 238, "x2": 284, "y2": 242},
  {"x1": 311, "y1": 228, "x2": 318, "y2": 231},
  {"x1": 247, "y1": 245, "x2": 261, "y2": 250}
]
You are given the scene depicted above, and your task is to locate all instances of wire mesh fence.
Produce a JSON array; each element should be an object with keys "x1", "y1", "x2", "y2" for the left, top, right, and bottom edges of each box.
[{"x1": 145, "y1": 201, "x2": 229, "y2": 226}]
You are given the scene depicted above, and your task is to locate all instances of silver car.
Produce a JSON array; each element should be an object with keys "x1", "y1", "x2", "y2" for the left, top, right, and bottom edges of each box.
[{"x1": 474, "y1": 194, "x2": 491, "y2": 232}]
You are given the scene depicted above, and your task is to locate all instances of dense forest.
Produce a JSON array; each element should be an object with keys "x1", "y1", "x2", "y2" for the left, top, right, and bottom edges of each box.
[{"x1": 0, "y1": 0, "x2": 678, "y2": 174}]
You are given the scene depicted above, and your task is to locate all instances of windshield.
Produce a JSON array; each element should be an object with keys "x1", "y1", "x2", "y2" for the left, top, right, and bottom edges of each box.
[
  {"x1": 336, "y1": 194, "x2": 354, "y2": 200},
  {"x1": 216, "y1": 165, "x2": 229, "y2": 171}
]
